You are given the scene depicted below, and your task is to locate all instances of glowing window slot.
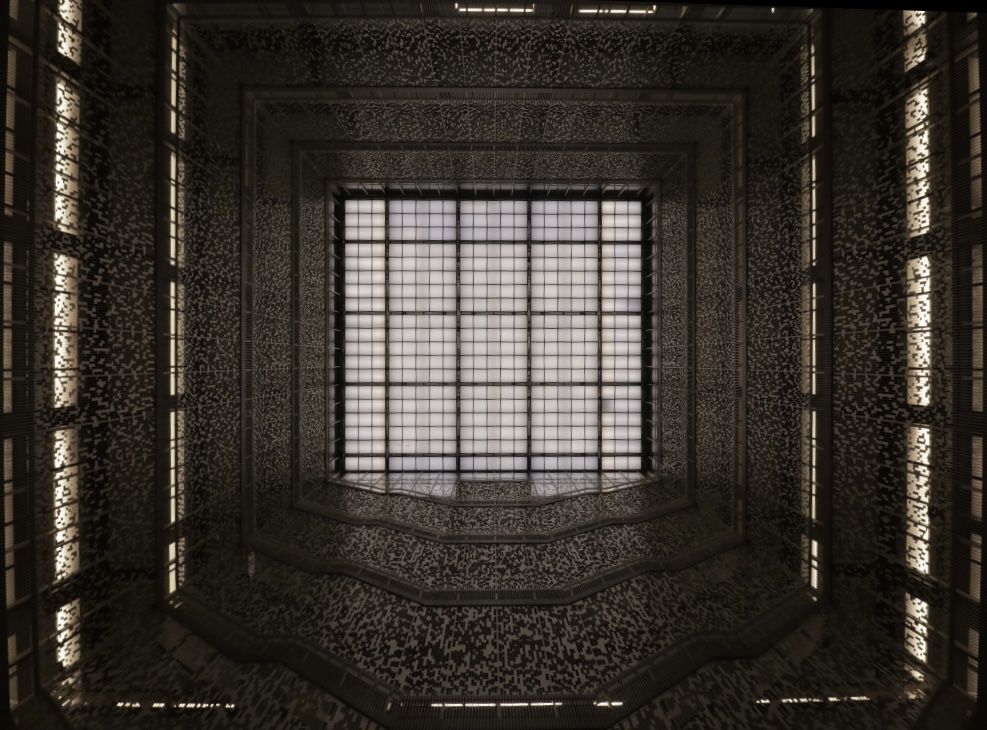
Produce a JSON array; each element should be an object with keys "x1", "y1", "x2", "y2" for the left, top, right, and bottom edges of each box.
[
  {"x1": 57, "y1": 0, "x2": 83, "y2": 64},
  {"x1": 904, "y1": 592, "x2": 929, "y2": 663},
  {"x1": 906, "y1": 425, "x2": 931, "y2": 574},
  {"x1": 53, "y1": 427, "x2": 79, "y2": 582},
  {"x1": 54, "y1": 79, "x2": 80, "y2": 235}
]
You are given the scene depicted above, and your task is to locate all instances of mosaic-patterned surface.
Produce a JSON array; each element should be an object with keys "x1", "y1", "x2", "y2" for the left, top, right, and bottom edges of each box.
[
  {"x1": 295, "y1": 478, "x2": 682, "y2": 536},
  {"x1": 256, "y1": 502, "x2": 731, "y2": 591},
  {"x1": 184, "y1": 543, "x2": 804, "y2": 697}
]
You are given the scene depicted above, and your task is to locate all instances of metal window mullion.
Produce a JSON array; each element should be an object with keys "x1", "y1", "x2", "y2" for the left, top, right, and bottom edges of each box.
[
  {"x1": 383, "y1": 198, "x2": 390, "y2": 482},
  {"x1": 527, "y1": 199, "x2": 533, "y2": 476},
  {"x1": 598, "y1": 201, "x2": 604, "y2": 476},
  {"x1": 455, "y1": 200, "x2": 461, "y2": 475}
]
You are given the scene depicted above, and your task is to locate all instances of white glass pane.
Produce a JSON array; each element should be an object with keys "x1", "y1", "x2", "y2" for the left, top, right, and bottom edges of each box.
[
  {"x1": 532, "y1": 243, "x2": 598, "y2": 312},
  {"x1": 602, "y1": 385, "x2": 642, "y2": 454},
  {"x1": 532, "y1": 385, "x2": 599, "y2": 455},
  {"x1": 461, "y1": 315, "x2": 527, "y2": 383},
  {"x1": 602, "y1": 243, "x2": 642, "y2": 312},
  {"x1": 532, "y1": 455, "x2": 599, "y2": 470},
  {"x1": 388, "y1": 385, "x2": 456, "y2": 456},
  {"x1": 532, "y1": 314, "x2": 598, "y2": 382},
  {"x1": 344, "y1": 314, "x2": 385, "y2": 381},
  {"x1": 388, "y1": 199, "x2": 456, "y2": 241},
  {"x1": 602, "y1": 200, "x2": 642, "y2": 241},
  {"x1": 462, "y1": 243, "x2": 527, "y2": 312},
  {"x1": 344, "y1": 243, "x2": 385, "y2": 311},
  {"x1": 388, "y1": 314, "x2": 455, "y2": 383},
  {"x1": 389, "y1": 242, "x2": 456, "y2": 312},
  {"x1": 344, "y1": 385, "x2": 385, "y2": 455},
  {"x1": 531, "y1": 200, "x2": 599, "y2": 241},
  {"x1": 461, "y1": 385, "x2": 527, "y2": 457},
  {"x1": 344, "y1": 199, "x2": 385, "y2": 240},
  {"x1": 461, "y1": 200, "x2": 527, "y2": 241},
  {"x1": 603, "y1": 315, "x2": 642, "y2": 383}
]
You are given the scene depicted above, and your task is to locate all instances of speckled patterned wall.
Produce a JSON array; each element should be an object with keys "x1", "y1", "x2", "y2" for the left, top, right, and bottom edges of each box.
[{"x1": 7, "y1": 3, "x2": 978, "y2": 729}]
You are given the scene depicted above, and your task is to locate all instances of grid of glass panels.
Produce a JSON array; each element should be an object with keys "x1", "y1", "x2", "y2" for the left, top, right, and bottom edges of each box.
[{"x1": 341, "y1": 197, "x2": 644, "y2": 474}]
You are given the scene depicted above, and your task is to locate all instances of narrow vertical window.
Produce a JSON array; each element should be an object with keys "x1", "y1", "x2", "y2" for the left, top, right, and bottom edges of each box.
[
  {"x1": 974, "y1": 245, "x2": 983, "y2": 412},
  {"x1": 907, "y1": 255, "x2": 932, "y2": 407},
  {"x1": 906, "y1": 85, "x2": 931, "y2": 238},
  {"x1": 905, "y1": 592, "x2": 930, "y2": 663},
  {"x1": 56, "y1": 0, "x2": 83, "y2": 64},
  {"x1": 906, "y1": 425, "x2": 932, "y2": 574},
  {"x1": 169, "y1": 410, "x2": 185, "y2": 527},
  {"x1": 3, "y1": 438, "x2": 14, "y2": 608},
  {"x1": 903, "y1": 10, "x2": 927, "y2": 72},
  {"x1": 970, "y1": 55, "x2": 982, "y2": 211},
  {"x1": 169, "y1": 280, "x2": 184, "y2": 398},
  {"x1": 52, "y1": 428, "x2": 79, "y2": 583},
  {"x1": 53, "y1": 253, "x2": 79, "y2": 409},
  {"x1": 5, "y1": 48, "x2": 16, "y2": 216},
  {"x1": 3, "y1": 243, "x2": 12, "y2": 414},
  {"x1": 55, "y1": 598, "x2": 80, "y2": 668},
  {"x1": 800, "y1": 36, "x2": 821, "y2": 596},
  {"x1": 54, "y1": 79, "x2": 80, "y2": 235}
]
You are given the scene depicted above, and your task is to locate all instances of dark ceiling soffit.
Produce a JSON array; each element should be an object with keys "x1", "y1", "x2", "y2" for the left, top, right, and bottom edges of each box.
[
  {"x1": 168, "y1": 1, "x2": 814, "y2": 24},
  {"x1": 245, "y1": 86, "x2": 744, "y2": 105},
  {"x1": 296, "y1": 141, "x2": 696, "y2": 154}
]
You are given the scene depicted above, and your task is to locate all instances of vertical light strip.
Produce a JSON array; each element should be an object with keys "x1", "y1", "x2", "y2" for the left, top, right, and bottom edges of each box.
[
  {"x1": 903, "y1": 10, "x2": 927, "y2": 72},
  {"x1": 56, "y1": 0, "x2": 83, "y2": 64},
  {"x1": 906, "y1": 425, "x2": 932, "y2": 574},
  {"x1": 974, "y1": 245, "x2": 983, "y2": 412},
  {"x1": 970, "y1": 54, "x2": 982, "y2": 211},
  {"x1": 52, "y1": 428, "x2": 79, "y2": 583},
  {"x1": 4, "y1": 437, "x2": 16, "y2": 708},
  {"x1": 55, "y1": 599, "x2": 80, "y2": 668},
  {"x1": 906, "y1": 83, "x2": 932, "y2": 238},
  {"x1": 4, "y1": 438, "x2": 14, "y2": 608},
  {"x1": 800, "y1": 37, "x2": 821, "y2": 595},
  {"x1": 53, "y1": 253, "x2": 78, "y2": 408},
  {"x1": 166, "y1": 19, "x2": 185, "y2": 595},
  {"x1": 168, "y1": 410, "x2": 185, "y2": 526},
  {"x1": 905, "y1": 591, "x2": 930, "y2": 663},
  {"x1": 54, "y1": 78, "x2": 80, "y2": 235},
  {"x1": 3, "y1": 243, "x2": 12, "y2": 413},
  {"x1": 5, "y1": 47, "x2": 15, "y2": 216},
  {"x1": 907, "y1": 255, "x2": 932, "y2": 407}
]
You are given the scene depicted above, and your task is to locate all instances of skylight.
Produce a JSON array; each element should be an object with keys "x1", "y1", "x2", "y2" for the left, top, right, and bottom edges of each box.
[{"x1": 340, "y1": 196, "x2": 646, "y2": 476}]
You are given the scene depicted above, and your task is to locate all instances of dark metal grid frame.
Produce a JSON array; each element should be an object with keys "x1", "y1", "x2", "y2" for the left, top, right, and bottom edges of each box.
[{"x1": 332, "y1": 189, "x2": 650, "y2": 475}]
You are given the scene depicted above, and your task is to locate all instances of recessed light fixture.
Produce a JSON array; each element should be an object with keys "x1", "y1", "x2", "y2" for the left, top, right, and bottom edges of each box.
[
  {"x1": 454, "y1": 3, "x2": 535, "y2": 12},
  {"x1": 578, "y1": 4, "x2": 656, "y2": 15}
]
